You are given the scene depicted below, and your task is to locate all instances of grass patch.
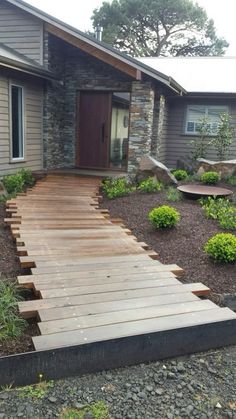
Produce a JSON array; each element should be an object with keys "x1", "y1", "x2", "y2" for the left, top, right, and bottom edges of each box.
[
  {"x1": 18, "y1": 381, "x2": 54, "y2": 399},
  {"x1": 60, "y1": 401, "x2": 110, "y2": 419},
  {"x1": 0, "y1": 281, "x2": 27, "y2": 341},
  {"x1": 166, "y1": 186, "x2": 182, "y2": 202}
]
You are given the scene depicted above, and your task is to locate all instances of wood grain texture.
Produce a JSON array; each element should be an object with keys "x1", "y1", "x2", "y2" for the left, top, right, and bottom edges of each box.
[{"x1": 6, "y1": 174, "x2": 235, "y2": 355}]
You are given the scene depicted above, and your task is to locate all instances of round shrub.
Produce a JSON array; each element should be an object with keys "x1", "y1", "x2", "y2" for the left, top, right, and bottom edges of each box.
[
  {"x1": 204, "y1": 233, "x2": 236, "y2": 263},
  {"x1": 148, "y1": 205, "x2": 180, "y2": 229},
  {"x1": 200, "y1": 171, "x2": 220, "y2": 185},
  {"x1": 172, "y1": 169, "x2": 188, "y2": 181}
]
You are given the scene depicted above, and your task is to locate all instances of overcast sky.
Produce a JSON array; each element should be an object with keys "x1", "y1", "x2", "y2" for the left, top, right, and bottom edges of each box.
[{"x1": 25, "y1": 0, "x2": 236, "y2": 55}]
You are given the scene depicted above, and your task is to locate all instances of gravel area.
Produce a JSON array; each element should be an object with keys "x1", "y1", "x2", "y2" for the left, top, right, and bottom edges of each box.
[
  {"x1": 101, "y1": 185, "x2": 236, "y2": 296},
  {"x1": 0, "y1": 347, "x2": 235, "y2": 418}
]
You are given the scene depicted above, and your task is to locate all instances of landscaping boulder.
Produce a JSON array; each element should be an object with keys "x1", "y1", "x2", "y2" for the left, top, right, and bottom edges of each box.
[
  {"x1": 196, "y1": 159, "x2": 236, "y2": 179},
  {"x1": 137, "y1": 155, "x2": 177, "y2": 185}
]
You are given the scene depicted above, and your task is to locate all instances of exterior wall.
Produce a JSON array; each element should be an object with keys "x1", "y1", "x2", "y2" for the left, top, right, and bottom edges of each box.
[
  {"x1": 165, "y1": 97, "x2": 236, "y2": 168},
  {"x1": 43, "y1": 35, "x2": 134, "y2": 169},
  {"x1": 128, "y1": 81, "x2": 155, "y2": 174},
  {"x1": 0, "y1": 70, "x2": 44, "y2": 175},
  {"x1": 0, "y1": 0, "x2": 43, "y2": 64}
]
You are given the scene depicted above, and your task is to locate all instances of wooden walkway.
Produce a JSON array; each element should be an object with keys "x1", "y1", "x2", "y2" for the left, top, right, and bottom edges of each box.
[{"x1": 5, "y1": 175, "x2": 236, "y2": 357}]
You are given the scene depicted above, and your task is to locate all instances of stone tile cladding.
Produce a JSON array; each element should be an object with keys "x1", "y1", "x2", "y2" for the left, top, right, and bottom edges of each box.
[{"x1": 43, "y1": 34, "x2": 157, "y2": 172}]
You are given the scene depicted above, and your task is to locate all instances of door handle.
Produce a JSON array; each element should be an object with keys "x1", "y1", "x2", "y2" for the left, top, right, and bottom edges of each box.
[{"x1": 101, "y1": 122, "x2": 105, "y2": 143}]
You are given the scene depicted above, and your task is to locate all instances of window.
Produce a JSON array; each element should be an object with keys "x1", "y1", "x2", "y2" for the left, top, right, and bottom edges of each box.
[
  {"x1": 185, "y1": 105, "x2": 228, "y2": 135},
  {"x1": 11, "y1": 85, "x2": 24, "y2": 160}
]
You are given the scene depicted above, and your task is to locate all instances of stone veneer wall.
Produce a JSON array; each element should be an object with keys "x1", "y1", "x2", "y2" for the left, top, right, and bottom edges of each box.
[
  {"x1": 128, "y1": 82, "x2": 155, "y2": 174},
  {"x1": 43, "y1": 33, "x2": 67, "y2": 169},
  {"x1": 43, "y1": 34, "x2": 157, "y2": 172}
]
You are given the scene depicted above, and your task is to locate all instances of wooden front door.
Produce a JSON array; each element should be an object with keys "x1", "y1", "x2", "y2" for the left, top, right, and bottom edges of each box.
[{"x1": 77, "y1": 92, "x2": 111, "y2": 169}]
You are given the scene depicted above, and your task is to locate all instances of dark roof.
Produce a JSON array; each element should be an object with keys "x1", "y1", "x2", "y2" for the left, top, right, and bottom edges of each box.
[
  {"x1": 0, "y1": 42, "x2": 55, "y2": 79},
  {"x1": 4, "y1": 0, "x2": 185, "y2": 94}
]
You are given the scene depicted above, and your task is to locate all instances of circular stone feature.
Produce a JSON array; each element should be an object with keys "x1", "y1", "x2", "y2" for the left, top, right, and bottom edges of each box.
[{"x1": 177, "y1": 184, "x2": 233, "y2": 199}]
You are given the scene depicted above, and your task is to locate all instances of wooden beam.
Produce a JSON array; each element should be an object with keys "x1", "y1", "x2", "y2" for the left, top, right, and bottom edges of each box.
[{"x1": 45, "y1": 23, "x2": 137, "y2": 79}]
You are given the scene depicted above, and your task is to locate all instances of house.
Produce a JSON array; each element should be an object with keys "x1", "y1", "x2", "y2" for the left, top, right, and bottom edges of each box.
[
  {"x1": 0, "y1": 0, "x2": 235, "y2": 177},
  {"x1": 139, "y1": 57, "x2": 236, "y2": 168}
]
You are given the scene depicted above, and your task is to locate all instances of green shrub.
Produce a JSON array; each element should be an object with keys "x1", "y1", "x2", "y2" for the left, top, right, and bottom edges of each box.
[
  {"x1": 0, "y1": 281, "x2": 27, "y2": 341},
  {"x1": 102, "y1": 177, "x2": 134, "y2": 199},
  {"x1": 148, "y1": 205, "x2": 180, "y2": 229},
  {"x1": 219, "y1": 208, "x2": 236, "y2": 230},
  {"x1": 2, "y1": 169, "x2": 34, "y2": 195},
  {"x1": 200, "y1": 171, "x2": 220, "y2": 185},
  {"x1": 137, "y1": 177, "x2": 163, "y2": 193},
  {"x1": 166, "y1": 186, "x2": 182, "y2": 202},
  {"x1": 200, "y1": 197, "x2": 232, "y2": 220},
  {"x1": 2, "y1": 173, "x2": 24, "y2": 194},
  {"x1": 19, "y1": 168, "x2": 35, "y2": 187},
  {"x1": 204, "y1": 233, "x2": 236, "y2": 262},
  {"x1": 227, "y1": 176, "x2": 236, "y2": 186},
  {"x1": 172, "y1": 169, "x2": 188, "y2": 181}
]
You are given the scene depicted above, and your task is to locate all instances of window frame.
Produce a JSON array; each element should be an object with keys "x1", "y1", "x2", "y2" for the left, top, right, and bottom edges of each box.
[
  {"x1": 9, "y1": 82, "x2": 25, "y2": 162},
  {"x1": 185, "y1": 104, "x2": 229, "y2": 136}
]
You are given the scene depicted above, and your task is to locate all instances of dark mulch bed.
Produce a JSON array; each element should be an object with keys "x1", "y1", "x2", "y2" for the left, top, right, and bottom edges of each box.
[
  {"x1": 0, "y1": 203, "x2": 36, "y2": 357},
  {"x1": 102, "y1": 183, "x2": 236, "y2": 297}
]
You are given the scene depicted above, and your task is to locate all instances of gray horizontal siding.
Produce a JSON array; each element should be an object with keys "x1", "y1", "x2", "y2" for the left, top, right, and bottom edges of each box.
[
  {"x1": 0, "y1": 1, "x2": 43, "y2": 64},
  {"x1": 165, "y1": 98, "x2": 236, "y2": 168},
  {"x1": 0, "y1": 74, "x2": 43, "y2": 175}
]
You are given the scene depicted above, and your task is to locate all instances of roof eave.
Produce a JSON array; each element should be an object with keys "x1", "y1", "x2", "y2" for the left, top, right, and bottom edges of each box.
[
  {"x1": 5, "y1": 0, "x2": 185, "y2": 95},
  {"x1": 0, "y1": 55, "x2": 57, "y2": 80}
]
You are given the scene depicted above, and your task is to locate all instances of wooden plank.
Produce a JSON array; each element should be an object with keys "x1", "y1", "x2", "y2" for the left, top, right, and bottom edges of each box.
[
  {"x1": 33, "y1": 308, "x2": 236, "y2": 351},
  {"x1": 38, "y1": 292, "x2": 200, "y2": 322},
  {"x1": 18, "y1": 283, "x2": 210, "y2": 318},
  {"x1": 18, "y1": 271, "x2": 177, "y2": 288},
  {"x1": 39, "y1": 278, "x2": 181, "y2": 298},
  {"x1": 39, "y1": 300, "x2": 217, "y2": 335}
]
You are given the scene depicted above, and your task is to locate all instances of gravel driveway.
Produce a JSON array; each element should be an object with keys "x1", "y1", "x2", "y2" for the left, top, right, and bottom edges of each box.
[{"x1": 0, "y1": 346, "x2": 235, "y2": 419}]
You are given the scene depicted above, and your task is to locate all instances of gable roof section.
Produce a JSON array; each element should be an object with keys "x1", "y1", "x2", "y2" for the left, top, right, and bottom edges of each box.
[
  {"x1": 0, "y1": 42, "x2": 54, "y2": 79},
  {"x1": 3, "y1": 0, "x2": 184, "y2": 94},
  {"x1": 138, "y1": 57, "x2": 236, "y2": 94}
]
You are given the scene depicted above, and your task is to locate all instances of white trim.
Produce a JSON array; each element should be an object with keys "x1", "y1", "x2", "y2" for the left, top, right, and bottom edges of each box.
[{"x1": 9, "y1": 82, "x2": 25, "y2": 162}]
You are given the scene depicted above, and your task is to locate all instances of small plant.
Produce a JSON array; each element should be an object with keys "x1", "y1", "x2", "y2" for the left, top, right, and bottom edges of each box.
[
  {"x1": 200, "y1": 197, "x2": 232, "y2": 220},
  {"x1": 60, "y1": 401, "x2": 110, "y2": 419},
  {"x1": 0, "y1": 281, "x2": 27, "y2": 341},
  {"x1": 18, "y1": 381, "x2": 54, "y2": 399},
  {"x1": 200, "y1": 171, "x2": 220, "y2": 185},
  {"x1": 227, "y1": 176, "x2": 236, "y2": 186},
  {"x1": 172, "y1": 169, "x2": 188, "y2": 181},
  {"x1": 204, "y1": 233, "x2": 236, "y2": 262},
  {"x1": 166, "y1": 186, "x2": 182, "y2": 202},
  {"x1": 219, "y1": 208, "x2": 236, "y2": 230},
  {"x1": 2, "y1": 173, "x2": 24, "y2": 194},
  {"x1": 212, "y1": 113, "x2": 234, "y2": 160},
  {"x1": 148, "y1": 205, "x2": 180, "y2": 228},
  {"x1": 102, "y1": 178, "x2": 134, "y2": 199},
  {"x1": 1, "y1": 169, "x2": 34, "y2": 196},
  {"x1": 190, "y1": 117, "x2": 213, "y2": 161},
  {"x1": 137, "y1": 177, "x2": 163, "y2": 193},
  {"x1": 19, "y1": 168, "x2": 35, "y2": 187}
]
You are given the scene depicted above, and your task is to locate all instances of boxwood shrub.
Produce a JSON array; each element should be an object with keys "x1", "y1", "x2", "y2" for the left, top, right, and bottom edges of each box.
[
  {"x1": 148, "y1": 205, "x2": 180, "y2": 228},
  {"x1": 172, "y1": 169, "x2": 188, "y2": 181},
  {"x1": 204, "y1": 233, "x2": 236, "y2": 262},
  {"x1": 200, "y1": 171, "x2": 220, "y2": 185}
]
